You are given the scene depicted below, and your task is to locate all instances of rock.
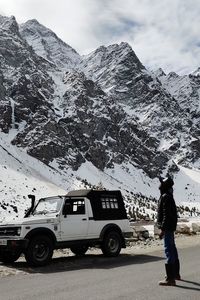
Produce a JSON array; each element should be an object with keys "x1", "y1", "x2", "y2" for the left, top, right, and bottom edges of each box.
[
  {"x1": 191, "y1": 222, "x2": 200, "y2": 233},
  {"x1": 154, "y1": 225, "x2": 161, "y2": 236},
  {"x1": 176, "y1": 223, "x2": 191, "y2": 235},
  {"x1": 133, "y1": 226, "x2": 150, "y2": 239}
]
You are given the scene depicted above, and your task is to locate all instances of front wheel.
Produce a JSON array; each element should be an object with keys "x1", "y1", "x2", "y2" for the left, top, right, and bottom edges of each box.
[
  {"x1": 25, "y1": 235, "x2": 53, "y2": 267},
  {"x1": 101, "y1": 231, "x2": 122, "y2": 257},
  {"x1": 70, "y1": 245, "x2": 88, "y2": 256}
]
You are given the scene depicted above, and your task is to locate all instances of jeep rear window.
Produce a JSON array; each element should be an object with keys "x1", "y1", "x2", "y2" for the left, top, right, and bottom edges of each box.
[{"x1": 101, "y1": 197, "x2": 119, "y2": 209}]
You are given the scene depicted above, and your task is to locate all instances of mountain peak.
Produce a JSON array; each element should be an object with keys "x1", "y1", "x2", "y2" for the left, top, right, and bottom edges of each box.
[
  {"x1": 167, "y1": 71, "x2": 179, "y2": 79},
  {"x1": 88, "y1": 42, "x2": 133, "y2": 57},
  {"x1": 119, "y1": 41, "x2": 132, "y2": 49},
  {"x1": 21, "y1": 19, "x2": 54, "y2": 34},
  {"x1": 80, "y1": 41, "x2": 146, "y2": 100},
  {"x1": 192, "y1": 67, "x2": 200, "y2": 77},
  {"x1": 0, "y1": 15, "x2": 19, "y2": 35},
  {"x1": 24, "y1": 19, "x2": 40, "y2": 25},
  {"x1": 19, "y1": 19, "x2": 81, "y2": 69},
  {"x1": 153, "y1": 68, "x2": 166, "y2": 78}
]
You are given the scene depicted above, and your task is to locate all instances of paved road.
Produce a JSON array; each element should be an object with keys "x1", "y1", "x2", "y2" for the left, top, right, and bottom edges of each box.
[{"x1": 0, "y1": 243, "x2": 199, "y2": 300}]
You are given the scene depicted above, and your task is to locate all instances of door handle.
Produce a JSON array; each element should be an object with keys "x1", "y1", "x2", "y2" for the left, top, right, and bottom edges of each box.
[{"x1": 82, "y1": 218, "x2": 87, "y2": 221}]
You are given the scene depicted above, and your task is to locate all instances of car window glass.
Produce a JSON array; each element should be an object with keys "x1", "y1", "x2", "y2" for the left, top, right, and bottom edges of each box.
[
  {"x1": 63, "y1": 199, "x2": 85, "y2": 215},
  {"x1": 101, "y1": 197, "x2": 119, "y2": 209}
]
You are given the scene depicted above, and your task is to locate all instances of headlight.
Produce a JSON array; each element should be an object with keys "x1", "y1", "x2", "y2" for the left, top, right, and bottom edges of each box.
[{"x1": 17, "y1": 227, "x2": 21, "y2": 236}]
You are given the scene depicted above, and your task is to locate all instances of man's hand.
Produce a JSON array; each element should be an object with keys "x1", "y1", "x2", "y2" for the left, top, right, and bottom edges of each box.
[{"x1": 159, "y1": 230, "x2": 165, "y2": 239}]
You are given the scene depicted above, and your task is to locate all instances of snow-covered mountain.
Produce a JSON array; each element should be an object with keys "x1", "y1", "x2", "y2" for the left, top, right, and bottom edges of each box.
[
  {"x1": 19, "y1": 19, "x2": 81, "y2": 69},
  {"x1": 0, "y1": 15, "x2": 200, "y2": 220}
]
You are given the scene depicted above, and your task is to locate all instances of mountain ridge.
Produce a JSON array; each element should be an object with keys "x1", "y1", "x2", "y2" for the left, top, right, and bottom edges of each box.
[{"x1": 0, "y1": 15, "x2": 200, "y2": 220}]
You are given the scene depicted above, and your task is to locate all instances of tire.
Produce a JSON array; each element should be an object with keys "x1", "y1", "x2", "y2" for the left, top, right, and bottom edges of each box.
[
  {"x1": 25, "y1": 235, "x2": 53, "y2": 267},
  {"x1": 101, "y1": 231, "x2": 122, "y2": 257},
  {"x1": 70, "y1": 245, "x2": 88, "y2": 256},
  {"x1": 0, "y1": 250, "x2": 22, "y2": 264}
]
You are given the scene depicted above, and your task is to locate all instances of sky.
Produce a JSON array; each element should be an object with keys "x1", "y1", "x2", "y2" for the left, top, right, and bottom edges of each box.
[{"x1": 0, "y1": 0, "x2": 200, "y2": 74}]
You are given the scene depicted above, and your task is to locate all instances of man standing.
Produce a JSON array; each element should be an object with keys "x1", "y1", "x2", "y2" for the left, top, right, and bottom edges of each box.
[{"x1": 157, "y1": 176, "x2": 181, "y2": 286}]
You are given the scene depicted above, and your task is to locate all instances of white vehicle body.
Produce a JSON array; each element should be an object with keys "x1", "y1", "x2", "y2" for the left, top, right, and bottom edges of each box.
[{"x1": 0, "y1": 190, "x2": 132, "y2": 266}]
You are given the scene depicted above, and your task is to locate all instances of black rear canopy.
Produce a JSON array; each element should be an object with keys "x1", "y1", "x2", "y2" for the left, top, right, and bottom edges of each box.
[{"x1": 66, "y1": 190, "x2": 127, "y2": 220}]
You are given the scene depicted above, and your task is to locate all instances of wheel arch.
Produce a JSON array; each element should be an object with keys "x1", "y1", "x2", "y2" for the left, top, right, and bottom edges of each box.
[
  {"x1": 25, "y1": 227, "x2": 56, "y2": 247},
  {"x1": 100, "y1": 224, "x2": 123, "y2": 241}
]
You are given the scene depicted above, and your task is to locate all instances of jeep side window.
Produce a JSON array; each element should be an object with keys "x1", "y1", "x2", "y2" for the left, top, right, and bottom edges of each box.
[
  {"x1": 63, "y1": 199, "x2": 85, "y2": 215},
  {"x1": 101, "y1": 197, "x2": 119, "y2": 209}
]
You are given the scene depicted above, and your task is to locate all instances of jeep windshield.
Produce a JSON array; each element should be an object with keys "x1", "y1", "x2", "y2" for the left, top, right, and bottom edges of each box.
[{"x1": 32, "y1": 197, "x2": 64, "y2": 215}]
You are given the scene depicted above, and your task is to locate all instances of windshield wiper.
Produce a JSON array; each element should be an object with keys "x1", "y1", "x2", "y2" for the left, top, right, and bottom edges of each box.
[
  {"x1": 33, "y1": 210, "x2": 49, "y2": 215},
  {"x1": 33, "y1": 209, "x2": 58, "y2": 215}
]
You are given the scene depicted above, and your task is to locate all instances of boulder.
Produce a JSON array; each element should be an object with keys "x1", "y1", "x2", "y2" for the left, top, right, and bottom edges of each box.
[
  {"x1": 191, "y1": 222, "x2": 200, "y2": 233},
  {"x1": 176, "y1": 223, "x2": 191, "y2": 234}
]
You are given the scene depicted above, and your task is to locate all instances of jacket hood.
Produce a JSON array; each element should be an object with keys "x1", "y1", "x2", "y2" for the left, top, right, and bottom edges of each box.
[{"x1": 159, "y1": 176, "x2": 174, "y2": 194}]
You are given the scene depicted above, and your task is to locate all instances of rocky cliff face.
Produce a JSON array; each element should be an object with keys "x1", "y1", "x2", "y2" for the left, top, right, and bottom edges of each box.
[
  {"x1": 81, "y1": 42, "x2": 200, "y2": 169},
  {"x1": 19, "y1": 19, "x2": 81, "y2": 69},
  {"x1": 0, "y1": 15, "x2": 200, "y2": 186},
  {"x1": 0, "y1": 16, "x2": 56, "y2": 134},
  {"x1": 154, "y1": 69, "x2": 200, "y2": 167}
]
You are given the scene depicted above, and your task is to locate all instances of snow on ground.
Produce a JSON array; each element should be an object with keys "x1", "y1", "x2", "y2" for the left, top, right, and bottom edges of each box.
[
  {"x1": 75, "y1": 161, "x2": 160, "y2": 198},
  {"x1": 174, "y1": 165, "x2": 200, "y2": 207},
  {"x1": 0, "y1": 132, "x2": 67, "y2": 220}
]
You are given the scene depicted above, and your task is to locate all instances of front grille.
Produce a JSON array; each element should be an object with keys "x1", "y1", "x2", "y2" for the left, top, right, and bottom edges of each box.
[{"x1": 0, "y1": 227, "x2": 20, "y2": 236}]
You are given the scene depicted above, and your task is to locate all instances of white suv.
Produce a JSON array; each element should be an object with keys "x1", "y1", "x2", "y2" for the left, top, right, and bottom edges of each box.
[{"x1": 0, "y1": 189, "x2": 132, "y2": 267}]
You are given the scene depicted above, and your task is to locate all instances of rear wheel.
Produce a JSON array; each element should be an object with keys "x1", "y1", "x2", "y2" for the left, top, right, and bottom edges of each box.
[
  {"x1": 101, "y1": 231, "x2": 122, "y2": 257},
  {"x1": 25, "y1": 235, "x2": 53, "y2": 267},
  {"x1": 70, "y1": 245, "x2": 88, "y2": 256}
]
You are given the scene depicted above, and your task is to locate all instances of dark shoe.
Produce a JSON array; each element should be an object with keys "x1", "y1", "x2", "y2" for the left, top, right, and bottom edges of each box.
[
  {"x1": 159, "y1": 279, "x2": 176, "y2": 286},
  {"x1": 159, "y1": 264, "x2": 176, "y2": 286}
]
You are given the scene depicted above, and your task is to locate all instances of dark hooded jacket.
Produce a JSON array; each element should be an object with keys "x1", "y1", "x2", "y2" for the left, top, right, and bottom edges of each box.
[{"x1": 157, "y1": 178, "x2": 178, "y2": 231}]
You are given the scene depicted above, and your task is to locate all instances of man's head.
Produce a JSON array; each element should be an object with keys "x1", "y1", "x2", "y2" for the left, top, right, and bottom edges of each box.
[{"x1": 159, "y1": 176, "x2": 174, "y2": 194}]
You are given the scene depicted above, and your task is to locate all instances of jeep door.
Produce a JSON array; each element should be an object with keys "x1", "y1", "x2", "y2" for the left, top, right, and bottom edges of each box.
[{"x1": 60, "y1": 198, "x2": 89, "y2": 241}]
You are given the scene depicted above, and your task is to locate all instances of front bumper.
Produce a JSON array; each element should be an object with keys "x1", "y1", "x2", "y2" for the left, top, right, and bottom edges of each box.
[{"x1": 0, "y1": 238, "x2": 28, "y2": 253}]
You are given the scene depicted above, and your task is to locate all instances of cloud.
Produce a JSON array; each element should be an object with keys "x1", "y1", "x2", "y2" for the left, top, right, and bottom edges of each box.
[
  {"x1": 0, "y1": 1, "x2": 94, "y2": 45},
  {"x1": 86, "y1": 0, "x2": 200, "y2": 74},
  {"x1": 0, "y1": 0, "x2": 200, "y2": 74}
]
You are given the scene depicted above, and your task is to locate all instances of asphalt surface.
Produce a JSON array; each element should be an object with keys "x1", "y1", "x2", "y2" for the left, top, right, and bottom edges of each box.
[{"x1": 0, "y1": 242, "x2": 199, "y2": 300}]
